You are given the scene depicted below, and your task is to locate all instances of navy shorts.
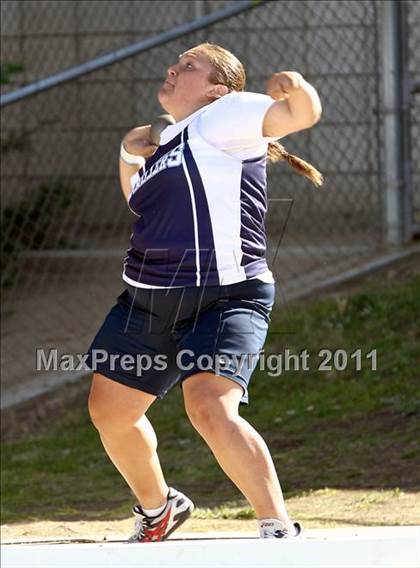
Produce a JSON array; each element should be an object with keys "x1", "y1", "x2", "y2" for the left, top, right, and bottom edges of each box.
[{"x1": 86, "y1": 278, "x2": 275, "y2": 404}]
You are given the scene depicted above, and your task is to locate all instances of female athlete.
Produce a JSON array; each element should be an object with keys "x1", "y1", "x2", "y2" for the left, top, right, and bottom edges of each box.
[{"x1": 87, "y1": 43, "x2": 322, "y2": 542}]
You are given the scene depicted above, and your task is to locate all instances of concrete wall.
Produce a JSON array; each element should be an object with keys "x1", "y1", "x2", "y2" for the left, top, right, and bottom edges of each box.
[{"x1": 1, "y1": 0, "x2": 384, "y2": 246}]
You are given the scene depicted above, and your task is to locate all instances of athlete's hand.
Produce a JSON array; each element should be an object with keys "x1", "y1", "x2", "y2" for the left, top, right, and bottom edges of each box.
[
  {"x1": 122, "y1": 125, "x2": 158, "y2": 158},
  {"x1": 266, "y1": 71, "x2": 304, "y2": 101}
]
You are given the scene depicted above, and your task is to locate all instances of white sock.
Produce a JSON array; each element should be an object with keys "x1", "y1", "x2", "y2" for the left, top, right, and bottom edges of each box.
[
  {"x1": 259, "y1": 518, "x2": 294, "y2": 538},
  {"x1": 142, "y1": 502, "x2": 166, "y2": 517}
]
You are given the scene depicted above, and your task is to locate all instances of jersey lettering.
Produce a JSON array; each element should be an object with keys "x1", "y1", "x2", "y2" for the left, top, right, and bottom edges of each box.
[{"x1": 134, "y1": 143, "x2": 185, "y2": 193}]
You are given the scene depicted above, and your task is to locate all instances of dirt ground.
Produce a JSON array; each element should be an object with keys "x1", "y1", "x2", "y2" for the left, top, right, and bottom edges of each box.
[
  {"x1": 2, "y1": 489, "x2": 419, "y2": 543},
  {"x1": 2, "y1": 249, "x2": 419, "y2": 543}
]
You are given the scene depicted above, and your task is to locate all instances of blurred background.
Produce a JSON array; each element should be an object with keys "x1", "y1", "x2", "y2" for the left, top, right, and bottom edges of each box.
[
  {"x1": 1, "y1": 0, "x2": 420, "y2": 536},
  {"x1": 1, "y1": 0, "x2": 419, "y2": 411}
]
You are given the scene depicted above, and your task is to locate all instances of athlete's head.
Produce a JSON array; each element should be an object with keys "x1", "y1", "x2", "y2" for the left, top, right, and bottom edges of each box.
[
  {"x1": 158, "y1": 43, "x2": 244, "y2": 120},
  {"x1": 159, "y1": 43, "x2": 322, "y2": 186},
  {"x1": 194, "y1": 42, "x2": 246, "y2": 92}
]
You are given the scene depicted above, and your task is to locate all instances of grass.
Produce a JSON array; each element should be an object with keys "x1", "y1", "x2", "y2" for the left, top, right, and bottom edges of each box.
[{"x1": 1, "y1": 267, "x2": 419, "y2": 526}]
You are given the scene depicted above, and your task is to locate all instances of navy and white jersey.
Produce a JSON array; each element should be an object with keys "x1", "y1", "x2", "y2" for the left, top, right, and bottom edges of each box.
[{"x1": 123, "y1": 91, "x2": 279, "y2": 289}]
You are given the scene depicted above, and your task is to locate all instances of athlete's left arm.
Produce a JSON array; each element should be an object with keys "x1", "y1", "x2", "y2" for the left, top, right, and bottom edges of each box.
[{"x1": 262, "y1": 72, "x2": 322, "y2": 138}]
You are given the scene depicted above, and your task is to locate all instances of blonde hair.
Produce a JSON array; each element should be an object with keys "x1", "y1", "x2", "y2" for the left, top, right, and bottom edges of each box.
[{"x1": 189, "y1": 43, "x2": 323, "y2": 188}]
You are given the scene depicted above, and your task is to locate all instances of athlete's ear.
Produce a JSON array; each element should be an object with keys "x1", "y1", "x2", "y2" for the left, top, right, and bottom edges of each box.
[{"x1": 207, "y1": 84, "x2": 229, "y2": 99}]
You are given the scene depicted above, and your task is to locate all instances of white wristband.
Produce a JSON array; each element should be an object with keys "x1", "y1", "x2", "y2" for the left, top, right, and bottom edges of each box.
[{"x1": 120, "y1": 143, "x2": 146, "y2": 168}]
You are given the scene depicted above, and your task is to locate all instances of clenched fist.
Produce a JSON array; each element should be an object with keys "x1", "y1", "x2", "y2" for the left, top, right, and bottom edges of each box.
[
  {"x1": 266, "y1": 71, "x2": 304, "y2": 101},
  {"x1": 122, "y1": 125, "x2": 158, "y2": 158}
]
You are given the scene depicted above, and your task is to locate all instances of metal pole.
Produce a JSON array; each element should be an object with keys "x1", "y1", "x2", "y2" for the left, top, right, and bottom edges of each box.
[
  {"x1": 399, "y1": 1, "x2": 415, "y2": 243},
  {"x1": 0, "y1": 0, "x2": 266, "y2": 107},
  {"x1": 194, "y1": 0, "x2": 206, "y2": 43},
  {"x1": 194, "y1": 0, "x2": 205, "y2": 20},
  {"x1": 380, "y1": 0, "x2": 405, "y2": 245}
]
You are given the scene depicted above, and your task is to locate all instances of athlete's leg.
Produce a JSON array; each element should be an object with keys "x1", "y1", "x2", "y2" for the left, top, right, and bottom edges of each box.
[
  {"x1": 182, "y1": 372, "x2": 294, "y2": 530},
  {"x1": 88, "y1": 373, "x2": 168, "y2": 509}
]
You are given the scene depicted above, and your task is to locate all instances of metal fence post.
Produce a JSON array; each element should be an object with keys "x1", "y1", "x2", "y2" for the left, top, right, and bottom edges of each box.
[
  {"x1": 380, "y1": 0, "x2": 409, "y2": 245},
  {"x1": 399, "y1": 0, "x2": 415, "y2": 242}
]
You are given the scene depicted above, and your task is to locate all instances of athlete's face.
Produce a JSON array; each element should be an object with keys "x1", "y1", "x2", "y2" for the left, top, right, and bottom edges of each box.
[{"x1": 158, "y1": 50, "x2": 227, "y2": 120}]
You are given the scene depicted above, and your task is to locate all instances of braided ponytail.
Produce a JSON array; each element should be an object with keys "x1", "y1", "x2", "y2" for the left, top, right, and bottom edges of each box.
[
  {"x1": 189, "y1": 43, "x2": 324, "y2": 188},
  {"x1": 267, "y1": 141, "x2": 323, "y2": 187}
]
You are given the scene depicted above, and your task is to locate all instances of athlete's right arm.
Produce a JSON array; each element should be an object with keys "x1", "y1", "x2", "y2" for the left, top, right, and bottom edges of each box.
[{"x1": 119, "y1": 125, "x2": 157, "y2": 202}]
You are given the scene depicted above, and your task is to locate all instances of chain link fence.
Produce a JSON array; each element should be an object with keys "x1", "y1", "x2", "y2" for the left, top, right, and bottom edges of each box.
[
  {"x1": 407, "y1": 0, "x2": 420, "y2": 227},
  {"x1": 1, "y1": 0, "x2": 417, "y2": 405}
]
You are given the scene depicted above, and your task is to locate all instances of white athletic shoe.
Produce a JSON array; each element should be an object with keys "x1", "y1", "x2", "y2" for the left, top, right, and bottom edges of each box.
[
  {"x1": 259, "y1": 519, "x2": 303, "y2": 539},
  {"x1": 128, "y1": 487, "x2": 194, "y2": 543}
]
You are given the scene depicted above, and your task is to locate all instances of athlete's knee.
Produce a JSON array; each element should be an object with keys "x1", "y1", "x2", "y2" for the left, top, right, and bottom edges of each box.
[
  {"x1": 87, "y1": 373, "x2": 150, "y2": 435},
  {"x1": 183, "y1": 373, "x2": 241, "y2": 436},
  {"x1": 184, "y1": 394, "x2": 237, "y2": 438},
  {"x1": 88, "y1": 391, "x2": 132, "y2": 434},
  {"x1": 185, "y1": 398, "x2": 210, "y2": 430}
]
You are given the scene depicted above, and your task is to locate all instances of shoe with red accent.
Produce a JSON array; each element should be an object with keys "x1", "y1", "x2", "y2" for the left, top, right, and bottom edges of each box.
[{"x1": 128, "y1": 487, "x2": 194, "y2": 543}]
